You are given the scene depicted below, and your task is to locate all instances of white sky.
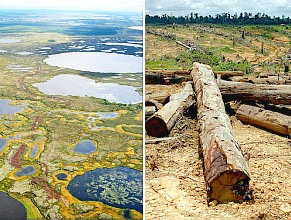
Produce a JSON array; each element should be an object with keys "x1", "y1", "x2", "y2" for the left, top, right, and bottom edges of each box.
[
  {"x1": 0, "y1": 0, "x2": 143, "y2": 12},
  {"x1": 146, "y1": 0, "x2": 291, "y2": 17}
]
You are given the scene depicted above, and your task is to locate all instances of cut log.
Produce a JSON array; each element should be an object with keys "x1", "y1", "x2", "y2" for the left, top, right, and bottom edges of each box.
[
  {"x1": 145, "y1": 106, "x2": 157, "y2": 119},
  {"x1": 191, "y1": 62, "x2": 250, "y2": 204},
  {"x1": 219, "y1": 80, "x2": 291, "y2": 105},
  {"x1": 236, "y1": 104, "x2": 291, "y2": 135},
  {"x1": 145, "y1": 92, "x2": 170, "y2": 105},
  {"x1": 145, "y1": 99, "x2": 163, "y2": 110},
  {"x1": 145, "y1": 73, "x2": 190, "y2": 85},
  {"x1": 146, "y1": 82, "x2": 195, "y2": 137}
]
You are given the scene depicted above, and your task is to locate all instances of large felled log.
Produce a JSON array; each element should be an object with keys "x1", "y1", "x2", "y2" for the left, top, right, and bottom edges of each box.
[
  {"x1": 191, "y1": 62, "x2": 250, "y2": 204},
  {"x1": 219, "y1": 80, "x2": 291, "y2": 105},
  {"x1": 146, "y1": 82, "x2": 195, "y2": 137},
  {"x1": 236, "y1": 104, "x2": 291, "y2": 135}
]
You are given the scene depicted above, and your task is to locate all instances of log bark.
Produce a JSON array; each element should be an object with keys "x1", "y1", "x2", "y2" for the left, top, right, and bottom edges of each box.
[
  {"x1": 236, "y1": 104, "x2": 291, "y2": 135},
  {"x1": 191, "y1": 62, "x2": 250, "y2": 204},
  {"x1": 145, "y1": 82, "x2": 195, "y2": 137},
  {"x1": 219, "y1": 80, "x2": 291, "y2": 105},
  {"x1": 145, "y1": 92, "x2": 170, "y2": 105}
]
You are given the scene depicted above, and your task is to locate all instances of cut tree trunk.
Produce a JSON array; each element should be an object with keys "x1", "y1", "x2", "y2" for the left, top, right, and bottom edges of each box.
[
  {"x1": 145, "y1": 82, "x2": 195, "y2": 137},
  {"x1": 145, "y1": 99, "x2": 163, "y2": 110},
  {"x1": 236, "y1": 104, "x2": 291, "y2": 135},
  {"x1": 145, "y1": 92, "x2": 170, "y2": 105},
  {"x1": 191, "y1": 62, "x2": 250, "y2": 204},
  {"x1": 219, "y1": 80, "x2": 291, "y2": 105},
  {"x1": 145, "y1": 106, "x2": 157, "y2": 119}
]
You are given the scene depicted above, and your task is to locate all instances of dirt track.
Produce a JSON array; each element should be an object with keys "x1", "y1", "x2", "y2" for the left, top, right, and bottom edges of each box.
[{"x1": 145, "y1": 84, "x2": 291, "y2": 220}]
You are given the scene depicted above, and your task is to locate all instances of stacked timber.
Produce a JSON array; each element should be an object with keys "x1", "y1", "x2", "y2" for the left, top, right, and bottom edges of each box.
[
  {"x1": 191, "y1": 62, "x2": 250, "y2": 204},
  {"x1": 145, "y1": 82, "x2": 195, "y2": 137}
]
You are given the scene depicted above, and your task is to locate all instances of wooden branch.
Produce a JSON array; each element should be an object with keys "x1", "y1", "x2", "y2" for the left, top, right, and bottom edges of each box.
[
  {"x1": 236, "y1": 104, "x2": 291, "y2": 135},
  {"x1": 219, "y1": 80, "x2": 291, "y2": 105},
  {"x1": 145, "y1": 82, "x2": 195, "y2": 137},
  {"x1": 191, "y1": 62, "x2": 250, "y2": 204}
]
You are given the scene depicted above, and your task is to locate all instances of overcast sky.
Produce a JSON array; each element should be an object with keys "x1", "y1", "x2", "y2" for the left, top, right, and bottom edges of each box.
[
  {"x1": 0, "y1": 0, "x2": 143, "y2": 12},
  {"x1": 146, "y1": 0, "x2": 291, "y2": 17}
]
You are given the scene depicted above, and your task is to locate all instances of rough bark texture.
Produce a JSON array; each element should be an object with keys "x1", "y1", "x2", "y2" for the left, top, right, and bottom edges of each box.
[
  {"x1": 236, "y1": 104, "x2": 291, "y2": 135},
  {"x1": 219, "y1": 80, "x2": 291, "y2": 105},
  {"x1": 146, "y1": 82, "x2": 195, "y2": 137},
  {"x1": 191, "y1": 62, "x2": 250, "y2": 204}
]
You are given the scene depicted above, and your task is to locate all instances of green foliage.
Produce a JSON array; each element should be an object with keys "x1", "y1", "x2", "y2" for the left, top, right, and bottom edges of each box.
[
  {"x1": 0, "y1": 179, "x2": 15, "y2": 191},
  {"x1": 213, "y1": 59, "x2": 253, "y2": 73}
]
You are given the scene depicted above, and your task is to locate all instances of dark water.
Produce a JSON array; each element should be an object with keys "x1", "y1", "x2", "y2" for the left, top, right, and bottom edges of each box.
[
  {"x1": 70, "y1": 140, "x2": 97, "y2": 154},
  {"x1": 67, "y1": 166, "x2": 143, "y2": 213},
  {"x1": 0, "y1": 192, "x2": 26, "y2": 220},
  {"x1": 15, "y1": 166, "x2": 36, "y2": 177},
  {"x1": 56, "y1": 173, "x2": 67, "y2": 180},
  {"x1": 0, "y1": 99, "x2": 24, "y2": 115}
]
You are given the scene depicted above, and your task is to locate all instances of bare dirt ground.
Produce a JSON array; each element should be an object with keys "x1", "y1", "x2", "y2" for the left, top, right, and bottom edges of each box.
[{"x1": 145, "y1": 84, "x2": 291, "y2": 220}]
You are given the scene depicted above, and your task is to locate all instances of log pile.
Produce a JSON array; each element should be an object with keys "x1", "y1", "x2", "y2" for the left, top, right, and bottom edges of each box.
[{"x1": 145, "y1": 62, "x2": 291, "y2": 205}]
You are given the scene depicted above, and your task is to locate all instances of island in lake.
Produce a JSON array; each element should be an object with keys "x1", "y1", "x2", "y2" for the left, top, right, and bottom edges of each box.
[{"x1": 0, "y1": 9, "x2": 143, "y2": 219}]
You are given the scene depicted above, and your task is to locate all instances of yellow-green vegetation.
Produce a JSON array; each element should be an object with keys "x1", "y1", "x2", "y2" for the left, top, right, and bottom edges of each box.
[
  {"x1": 0, "y1": 31, "x2": 142, "y2": 219},
  {"x1": 146, "y1": 24, "x2": 291, "y2": 75}
]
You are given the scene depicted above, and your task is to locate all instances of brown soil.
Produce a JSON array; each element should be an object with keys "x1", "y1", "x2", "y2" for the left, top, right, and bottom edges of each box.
[{"x1": 145, "y1": 84, "x2": 291, "y2": 220}]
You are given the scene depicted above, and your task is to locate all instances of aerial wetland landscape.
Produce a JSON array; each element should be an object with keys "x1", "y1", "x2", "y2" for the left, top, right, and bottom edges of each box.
[{"x1": 0, "y1": 9, "x2": 143, "y2": 219}]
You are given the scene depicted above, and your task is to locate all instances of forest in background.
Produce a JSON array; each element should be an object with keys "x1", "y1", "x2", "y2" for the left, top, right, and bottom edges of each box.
[{"x1": 146, "y1": 12, "x2": 291, "y2": 25}]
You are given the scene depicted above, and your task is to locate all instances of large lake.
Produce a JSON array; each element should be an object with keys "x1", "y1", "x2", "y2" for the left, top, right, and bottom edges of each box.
[
  {"x1": 67, "y1": 166, "x2": 143, "y2": 213},
  {"x1": 44, "y1": 52, "x2": 142, "y2": 73},
  {"x1": 33, "y1": 74, "x2": 142, "y2": 104},
  {"x1": 0, "y1": 192, "x2": 26, "y2": 220}
]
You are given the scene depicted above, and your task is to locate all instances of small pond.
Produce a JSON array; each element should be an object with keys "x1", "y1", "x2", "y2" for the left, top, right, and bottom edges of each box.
[
  {"x1": 44, "y1": 51, "x2": 142, "y2": 73},
  {"x1": 15, "y1": 52, "x2": 34, "y2": 56},
  {"x1": 29, "y1": 145, "x2": 39, "y2": 158},
  {"x1": 0, "y1": 99, "x2": 25, "y2": 115},
  {"x1": 15, "y1": 166, "x2": 36, "y2": 177},
  {"x1": 56, "y1": 173, "x2": 67, "y2": 180},
  {"x1": 70, "y1": 140, "x2": 97, "y2": 154},
  {"x1": 97, "y1": 112, "x2": 118, "y2": 119},
  {"x1": 67, "y1": 166, "x2": 142, "y2": 213},
  {"x1": 0, "y1": 138, "x2": 7, "y2": 152},
  {"x1": 33, "y1": 74, "x2": 142, "y2": 104},
  {"x1": 0, "y1": 192, "x2": 26, "y2": 220}
]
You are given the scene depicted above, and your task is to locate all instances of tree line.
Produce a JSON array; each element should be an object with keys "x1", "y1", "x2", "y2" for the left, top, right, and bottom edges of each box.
[{"x1": 146, "y1": 12, "x2": 291, "y2": 25}]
